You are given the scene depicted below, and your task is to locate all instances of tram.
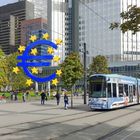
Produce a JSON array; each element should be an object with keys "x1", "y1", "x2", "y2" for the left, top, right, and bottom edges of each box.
[{"x1": 88, "y1": 74, "x2": 140, "y2": 110}]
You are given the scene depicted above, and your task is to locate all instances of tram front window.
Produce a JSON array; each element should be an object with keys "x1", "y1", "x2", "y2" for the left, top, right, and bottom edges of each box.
[{"x1": 89, "y1": 76, "x2": 106, "y2": 98}]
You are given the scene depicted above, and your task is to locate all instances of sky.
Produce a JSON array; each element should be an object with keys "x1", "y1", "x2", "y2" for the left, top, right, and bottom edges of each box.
[{"x1": 0, "y1": 0, "x2": 17, "y2": 6}]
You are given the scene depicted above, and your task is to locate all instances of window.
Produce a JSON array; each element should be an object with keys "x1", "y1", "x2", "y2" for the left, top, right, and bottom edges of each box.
[
  {"x1": 133, "y1": 85, "x2": 136, "y2": 96},
  {"x1": 124, "y1": 84, "x2": 128, "y2": 96},
  {"x1": 113, "y1": 83, "x2": 117, "y2": 97},
  {"x1": 107, "y1": 83, "x2": 112, "y2": 97},
  {"x1": 119, "y1": 84, "x2": 123, "y2": 97}
]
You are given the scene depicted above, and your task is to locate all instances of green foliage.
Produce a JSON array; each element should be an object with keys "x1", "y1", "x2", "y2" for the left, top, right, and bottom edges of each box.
[
  {"x1": 0, "y1": 49, "x2": 5, "y2": 58},
  {"x1": 6, "y1": 52, "x2": 28, "y2": 90},
  {"x1": 89, "y1": 55, "x2": 111, "y2": 75},
  {"x1": 0, "y1": 52, "x2": 28, "y2": 90},
  {"x1": 110, "y1": 5, "x2": 140, "y2": 34},
  {"x1": 0, "y1": 49, "x2": 8, "y2": 88},
  {"x1": 60, "y1": 52, "x2": 83, "y2": 88}
]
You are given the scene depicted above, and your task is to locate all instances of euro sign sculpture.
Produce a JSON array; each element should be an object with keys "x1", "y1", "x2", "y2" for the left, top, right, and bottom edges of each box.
[{"x1": 17, "y1": 40, "x2": 57, "y2": 82}]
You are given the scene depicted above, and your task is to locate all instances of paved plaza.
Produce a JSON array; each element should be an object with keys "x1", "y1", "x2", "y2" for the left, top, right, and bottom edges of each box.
[{"x1": 0, "y1": 97, "x2": 140, "y2": 140}]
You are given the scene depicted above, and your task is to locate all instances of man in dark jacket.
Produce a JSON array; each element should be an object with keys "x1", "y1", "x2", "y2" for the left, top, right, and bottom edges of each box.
[
  {"x1": 40, "y1": 90, "x2": 46, "y2": 105},
  {"x1": 55, "y1": 92, "x2": 60, "y2": 105}
]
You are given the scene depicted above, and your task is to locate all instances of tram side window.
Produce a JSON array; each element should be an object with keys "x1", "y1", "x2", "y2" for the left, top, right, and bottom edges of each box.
[
  {"x1": 124, "y1": 84, "x2": 128, "y2": 96},
  {"x1": 133, "y1": 85, "x2": 136, "y2": 96},
  {"x1": 113, "y1": 83, "x2": 117, "y2": 97},
  {"x1": 119, "y1": 84, "x2": 123, "y2": 97},
  {"x1": 107, "y1": 83, "x2": 111, "y2": 97}
]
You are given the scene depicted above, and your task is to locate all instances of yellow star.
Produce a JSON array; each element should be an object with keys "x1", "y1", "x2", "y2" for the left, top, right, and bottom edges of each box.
[
  {"x1": 18, "y1": 45, "x2": 25, "y2": 53},
  {"x1": 12, "y1": 67, "x2": 20, "y2": 74},
  {"x1": 55, "y1": 38, "x2": 62, "y2": 45},
  {"x1": 29, "y1": 35, "x2": 37, "y2": 42},
  {"x1": 26, "y1": 79, "x2": 33, "y2": 86},
  {"x1": 31, "y1": 48, "x2": 38, "y2": 55},
  {"x1": 53, "y1": 56, "x2": 60, "y2": 62},
  {"x1": 56, "y1": 69, "x2": 62, "y2": 77},
  {"x1": 52, "y1": 78, "x2": 59, "y2": 86},
  {"x1": 31, "y1": 67, "x2": 38, "y2": 74},
  {"x1": 42, "y1": 33, "x2": 49, "y2": 40},
  {"x1": 47, "y1": 47, "x2": 54, "y2": 54}
]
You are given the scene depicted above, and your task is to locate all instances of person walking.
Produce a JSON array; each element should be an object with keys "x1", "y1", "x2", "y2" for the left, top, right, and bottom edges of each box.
[
  {"x1": 40, "y1": 90, "x2": 46, "y2": 105},
  {"x1": 22, "y1": 91, "x2": 26, "y2": 102},
  {"x1": 10, "y1": 91, "x2": 14, "y2": 101},
  {"x1": 14, "y1": 91, "x2": 18, "y2": 101},
  {"x1": 26, "y1": 91, "x2": 29, "y2": 100},
  {"x1": 55, "y1": 92, "x2": 60, "y2": 105},
  {"x1": 64, "y1": 93, "x2": 69, "y2": 109}
]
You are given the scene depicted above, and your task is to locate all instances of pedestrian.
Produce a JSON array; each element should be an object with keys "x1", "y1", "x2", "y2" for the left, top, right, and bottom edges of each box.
[
  {"x1": 10, "y1": 91, "x2": 14, "y2": 101},
  {"x1": 14, "y1": 91, "x2": 18, "y2": 101},
  {"x1": 64, "y1": 93, "x2": 69, "y2": 109},
  {"x1": 40, "y1": 90, "x2": 46, "y2": 105},
  {"x1": 26, "y1": 91, "x2": 29, "y2": 100},
  {"x1": 22, "y1": 91, "x2": 26, "y2": 102},
  {"x1": 55, "y1": 92, "x2": 60, "y2": 105}
]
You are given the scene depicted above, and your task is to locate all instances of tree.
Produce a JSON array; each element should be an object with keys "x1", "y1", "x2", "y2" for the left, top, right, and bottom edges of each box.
[
  {"x1": 89, "y1": 55, "x2": 110, "y2": 75},
  {"x1": 110, "y1": 5, "x2": 140, "y2": 34},
  {"x1": 6, "y1": 52, "x2": 28, "y2": 91},
  {"x1": 0, "y1": 49, "x2": 8, "y2": 89},
  {"x1": 60, "y1": 52, "x2": 83, "y2": 107}
]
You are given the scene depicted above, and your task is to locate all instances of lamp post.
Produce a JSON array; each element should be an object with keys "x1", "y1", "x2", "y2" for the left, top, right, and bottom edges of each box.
[{"x1": 83, "y1": 43, "x2": 87, "y2": 104}]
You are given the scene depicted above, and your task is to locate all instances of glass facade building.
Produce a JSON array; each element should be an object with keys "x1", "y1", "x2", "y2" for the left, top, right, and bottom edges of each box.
[
  {"x1": 52, "y1": 0, "x2": 65, "y2": 65},
  {"x1": 79, "y1": 0, "x2": 140, "y2": 66},
  {"x1": 21, "y1": 18, "x2": 48, "y2": 56},
  {"x1": 27, "y1": 0, "x2": 48, "y2": 19},
  {"x1": 26, "y1": 0, "x2": 66, "y2": 64}
]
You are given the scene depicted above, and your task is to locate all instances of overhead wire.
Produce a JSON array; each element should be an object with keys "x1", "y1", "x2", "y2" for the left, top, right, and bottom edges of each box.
[{"x1": 79, "y1": 0, "x2": 139, "y2": 43}]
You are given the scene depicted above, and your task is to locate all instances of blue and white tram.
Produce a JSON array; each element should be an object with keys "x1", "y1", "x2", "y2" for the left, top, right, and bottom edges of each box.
[{"x1": 88, "y1": 74, "x2": 140, "y2": 109}]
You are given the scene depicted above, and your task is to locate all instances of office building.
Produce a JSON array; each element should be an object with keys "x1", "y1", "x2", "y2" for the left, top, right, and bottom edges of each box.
[
  {"x1": 26, "y1": 0, "x2": 48, "y2": 19},
  {"x1": 51, "y1": 0, "x2": 65, "y2": 63},
  {"x1": 24, "y1": 0, "x2": 66, "y2": 63},
  {"x1": 79, "y1": 0, "x2": 140, "y2": 66},
  {"x1": 0, "y1": 0, "x2": 34, "y2": 54},
  {"x1": 21, "y1": 18, "x2": 48, "y2": 57},
  {"x1": 21, "y1": 18, "x2": 47, "y2": 45}
]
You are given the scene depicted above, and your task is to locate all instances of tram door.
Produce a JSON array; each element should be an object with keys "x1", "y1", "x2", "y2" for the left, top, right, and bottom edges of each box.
[{"x1": 129, "y1": 85, "x2": 133, "y2": 102}]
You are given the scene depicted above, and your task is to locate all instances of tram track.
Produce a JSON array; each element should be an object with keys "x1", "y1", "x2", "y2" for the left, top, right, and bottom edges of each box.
[
  {"x1": 0, "y1": 109, "x2": 104, "y2": 136},
  {"x1": 46, "y1": 108, "x2": 140, "y2": 140},
  {"x1": 0, "y1": 106, "x2": 139, "y2": 138},
  {"x1": 96, "y1": 119, "x2": 139, "y2": 140},
  {"x1": 0, "y1": 109, "x2": 95, "y2": 129}
]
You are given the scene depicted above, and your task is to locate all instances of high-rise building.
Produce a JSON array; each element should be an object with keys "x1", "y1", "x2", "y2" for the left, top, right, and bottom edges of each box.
[
  {"x1": 79, "y1": 0, "x2": 140, "y2": 66},
  {"x1": 0, "y1": 0, "x2": 34, "y2": 54},
  {"x1": 51, "y1": 0, "x2": 65, "y2": 63},
  {"x1": 65, "y1": 0, "x2": 79, "y2": 55},
  {"x1": 24, "y1": 0, "x2": 65, "y2": 63},
  {"x1": 26, "y1": 0, "x2": 48, "y2": 19},
  {"x1": 21, "y1": 18, "x2": 48, "y2": 56},
  {"x1": 21, "y1": 18, "x2": 47, "y2": 45}
]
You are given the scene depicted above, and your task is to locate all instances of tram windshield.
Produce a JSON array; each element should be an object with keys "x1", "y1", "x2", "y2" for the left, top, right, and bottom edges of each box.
[{"x1": 89, "y1": 76, "x2": 106, "y2": 98}]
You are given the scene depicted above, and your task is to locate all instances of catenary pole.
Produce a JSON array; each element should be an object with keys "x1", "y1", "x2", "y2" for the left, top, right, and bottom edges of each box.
[{"x1": 84, "y1": 43, "x2": 87, "y2": 104}]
